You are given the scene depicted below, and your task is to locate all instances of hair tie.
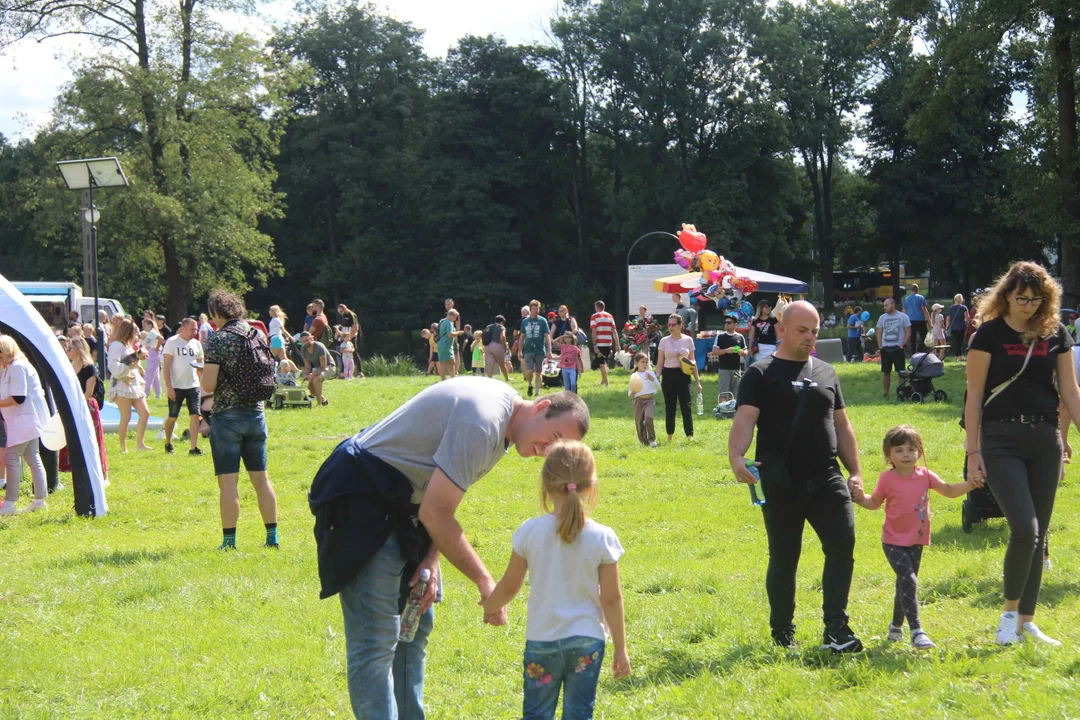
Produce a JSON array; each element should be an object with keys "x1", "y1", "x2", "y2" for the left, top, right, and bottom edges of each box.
[{"x1": 567, "y1": 484, "x2": 577, "y2": 492}]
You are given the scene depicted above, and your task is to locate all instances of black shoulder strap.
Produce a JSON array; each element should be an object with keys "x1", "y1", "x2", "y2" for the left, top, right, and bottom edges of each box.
[{"x1": 780, "y1": 357, "x2": 813, "y2": 458}]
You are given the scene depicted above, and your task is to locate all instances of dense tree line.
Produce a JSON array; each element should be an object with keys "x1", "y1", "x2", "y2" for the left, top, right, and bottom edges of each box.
[{"x1": 1, "y1": 0, "x2": 1077, "y2": 350}]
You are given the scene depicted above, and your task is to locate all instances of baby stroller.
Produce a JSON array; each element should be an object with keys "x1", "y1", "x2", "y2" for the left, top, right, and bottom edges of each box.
[
  {"x1": 714, "y1": 391, "x2": 738, "y2": 420},
  {"x1": 896, "y1": 352, "x2": 947, "y2": 403},
  {"x1": 541, "y1": 358, "x2": 564, "y2": 389}
]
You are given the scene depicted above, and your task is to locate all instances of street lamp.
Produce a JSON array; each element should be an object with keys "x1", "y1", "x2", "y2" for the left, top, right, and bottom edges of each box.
[{"x1": 56, "y1": 157, "x2": 128, "y2": 384}]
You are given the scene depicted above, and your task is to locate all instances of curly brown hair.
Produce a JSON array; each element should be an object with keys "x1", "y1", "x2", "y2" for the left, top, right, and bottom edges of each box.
[
  {"x1": 974, "y1": 261, "x2": 1061, "y2": 343},
  {"x1": 207, "y1": 289, "x2": 246, "y2": 321}
]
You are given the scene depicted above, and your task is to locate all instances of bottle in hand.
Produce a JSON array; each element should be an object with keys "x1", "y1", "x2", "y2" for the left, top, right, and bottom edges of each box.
[
  {"x1": 399, "y1": 569, "x2": 430, "y2": 643},
  {"x1": 696, "y1": 391, "x2": 704, "y2": 416},
  {"x1": 746, "y1": 461, "x2": 765, "y2": 506}
]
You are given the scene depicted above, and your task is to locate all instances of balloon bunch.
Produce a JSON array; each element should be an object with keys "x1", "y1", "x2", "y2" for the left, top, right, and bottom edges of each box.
[
  {"x1": 620, "y1": 321, "x2": 650, "y2": 354},
  {"x1": 673, "y1": 224, "x2": 759, "y2": 329}
]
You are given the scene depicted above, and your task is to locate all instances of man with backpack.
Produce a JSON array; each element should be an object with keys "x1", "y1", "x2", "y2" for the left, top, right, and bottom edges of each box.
[{"x1": 201, "y1": 289, "x2": 280, "y2": 551}]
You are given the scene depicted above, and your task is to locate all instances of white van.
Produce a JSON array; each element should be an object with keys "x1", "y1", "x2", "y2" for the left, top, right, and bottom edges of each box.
[{"x1": 10, "y1": 281, "x2": 126, "y2": 332}]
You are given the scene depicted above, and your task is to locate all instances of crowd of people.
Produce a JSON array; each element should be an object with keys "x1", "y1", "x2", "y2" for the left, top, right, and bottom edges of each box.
[{"x1": 3, "y1": 260, "x2": 1080, "y2": 720}]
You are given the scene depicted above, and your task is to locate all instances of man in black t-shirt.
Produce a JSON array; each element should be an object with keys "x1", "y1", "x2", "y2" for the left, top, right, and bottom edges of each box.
[
  {"x1": 709, "y1": 315, "x2": 747, "y2": 398},
  {"x1": 728, "y1": 301, "x2": 865, "y2": 653}
]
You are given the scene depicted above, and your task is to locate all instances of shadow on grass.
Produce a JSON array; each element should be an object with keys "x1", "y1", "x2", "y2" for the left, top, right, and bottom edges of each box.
[
  {"x1": 932, "y1": 521, "x2": 1008, "y2": 549},
  {"x1": 53, "y1": 548, "x2": 176, "y2": 570},
  {"x1": 925, "y1": 571, "x2": 1080, "y2": 609}
]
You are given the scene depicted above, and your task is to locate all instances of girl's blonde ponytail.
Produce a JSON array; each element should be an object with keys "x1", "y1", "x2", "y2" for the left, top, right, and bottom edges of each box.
[{"x1": 541, "y1": 440, "x2": 598, "y2": 544}]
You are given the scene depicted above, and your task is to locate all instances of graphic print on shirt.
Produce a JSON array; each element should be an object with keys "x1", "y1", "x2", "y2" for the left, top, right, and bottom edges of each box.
[
  {"x1": 915, "y1": 490, "x2": 928, "y2": 540},
  {"x1": 1002, "y1": 340, "x2": 1049, "y2": 358},
  {"x1": 879, "y1": 315, "x2": 907, "y2": 347}
]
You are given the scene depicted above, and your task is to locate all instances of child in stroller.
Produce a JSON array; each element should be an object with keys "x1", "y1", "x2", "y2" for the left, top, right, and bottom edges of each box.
[{"x1": 896, "y1": 352, "x2": 947, "y2": 403}]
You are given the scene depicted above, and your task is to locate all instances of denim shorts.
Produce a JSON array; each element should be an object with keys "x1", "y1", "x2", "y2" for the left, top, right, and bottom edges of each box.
[{"x1": 209, "y1": 407, "x2": 268, "y2": 475}]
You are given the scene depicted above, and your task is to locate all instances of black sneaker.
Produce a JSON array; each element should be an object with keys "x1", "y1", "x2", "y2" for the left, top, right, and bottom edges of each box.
[
  {"x1": 822, "y1": 626, "x2": 864, "y2": 653},
  {"x1": 164, "y1": 444, "x2": 174, "y2": 454},
  {"x1": 772, "y1": 624, "x2": 796, "y2": 649},
  {"x1": 527, "y1": 387, "x2": 533, "y2": 397},
  {"x1": 189, "y1": 447, "x2": 203, "y2": 456}
]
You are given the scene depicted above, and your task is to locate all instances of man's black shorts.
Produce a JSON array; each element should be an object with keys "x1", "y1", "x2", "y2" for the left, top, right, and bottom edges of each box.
[
  {"x1": 168, "y1": 387, "x2": 201, "y2": 418},
  {"x1": 594, "y1": 345, "x2": 612, "y2": 367},
  {"x1": 880, "y1": 347, "x2": 905, "y2": 375}
]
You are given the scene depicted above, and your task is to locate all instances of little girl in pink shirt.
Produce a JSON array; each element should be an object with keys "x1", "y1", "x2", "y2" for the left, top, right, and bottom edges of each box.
[{"x1": 850, "y1": 425, "x2": 981, "y2": 649}]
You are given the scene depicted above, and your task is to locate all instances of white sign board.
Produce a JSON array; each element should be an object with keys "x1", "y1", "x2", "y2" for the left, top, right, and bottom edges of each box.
[{"x1": 627, "y1": 265, "x2": 689, "y2": 317}]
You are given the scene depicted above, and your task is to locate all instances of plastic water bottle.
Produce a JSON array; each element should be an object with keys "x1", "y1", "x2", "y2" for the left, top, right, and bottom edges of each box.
[
  {"x1": 696, "y1": 391, "x2": 704, "y2": 416},
  {"x1": 746, "y1": 461, "x2": 766, "y2": 506},
  {"x1": 399, "y1": 569, "x2": 430, "y2": 643}
]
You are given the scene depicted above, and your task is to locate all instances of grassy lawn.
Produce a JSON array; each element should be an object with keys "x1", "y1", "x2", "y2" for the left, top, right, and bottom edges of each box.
[{"x1": 2, "y1": 361, "x2": 1079, "y2": 718}]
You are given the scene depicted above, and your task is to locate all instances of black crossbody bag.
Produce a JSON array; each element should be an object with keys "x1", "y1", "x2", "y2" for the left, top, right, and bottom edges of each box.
[{"x1": 757, "y1": 358, "x2": 813, "y2": 502}]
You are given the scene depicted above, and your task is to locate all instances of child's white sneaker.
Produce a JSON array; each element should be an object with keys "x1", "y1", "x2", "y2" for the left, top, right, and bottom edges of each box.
[
  {"x1": 911, "y1": 630, "x2": 936, "y2": 649},
  {"x1": 1021, "y1": 622, "x2": 1061, "y2": 646},
  {"x1": 24, "y1": 498, "x2": 47, "y2": 513},
  {"x1": 0, "y1": 501, "x2": 15, "y2": 516},
  {"x1": 886, "y1": 625, "x2": 904, "y2": 642},
  {"x1": 995, "y1": 612, "x2": 1020, "y2": 645}
]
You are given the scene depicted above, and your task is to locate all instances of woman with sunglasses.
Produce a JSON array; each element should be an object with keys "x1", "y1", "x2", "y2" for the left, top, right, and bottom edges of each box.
[
  {"x1": 656, "y1": 314, "x2": 701, "y2": 442},
  {"x1": 965, "y1": 261, "x2": 1080, "y2": 646}
]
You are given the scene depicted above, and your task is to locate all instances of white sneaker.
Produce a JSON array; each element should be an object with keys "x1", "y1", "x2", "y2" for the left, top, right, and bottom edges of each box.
[
  {"x1": 1021, "y1": 622, "x2": 1062, "y2": 646},
  {"x1": 995, "y1": 612, "x2": 1020, "y2": 645},
  {"x1": 911, "y1": 630, "x2": 936, "y2": 649},
  {"x1": 0, "y1": 501, "x2": 15, "y2": 516},
  {"x1": 24, "y1": 498, "x2": 47, "y2": 513},
  {"x1": 887, "y1": 625, "x2": 904, "y2": 642}
]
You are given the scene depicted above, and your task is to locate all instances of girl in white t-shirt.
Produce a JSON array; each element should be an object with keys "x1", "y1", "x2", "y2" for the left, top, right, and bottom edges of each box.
[
  {"x1": 627, "y1": 352, "x2": 661, "y2": 446},
  {"x1": 483, "y1": 441, "x2": 630, "y2": 719}
]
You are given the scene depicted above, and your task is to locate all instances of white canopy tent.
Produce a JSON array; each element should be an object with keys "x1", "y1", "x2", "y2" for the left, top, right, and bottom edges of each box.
[{"x1": 0, "y1": 274, "x2": 107, "y2": 516}]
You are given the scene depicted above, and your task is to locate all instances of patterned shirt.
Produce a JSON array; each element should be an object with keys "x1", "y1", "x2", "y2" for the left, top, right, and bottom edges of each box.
[
  {"x1": 590, "y1": 311, "x2": 617, "y2": 346},
  {"x1": 203, "y1": 319, "x2": 263, "y2": 413}
]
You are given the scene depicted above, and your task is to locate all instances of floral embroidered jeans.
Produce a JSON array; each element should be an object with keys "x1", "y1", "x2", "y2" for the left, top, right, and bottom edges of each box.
[{"x1": 522, "y1": 636, "x2": 606, "y2": 719}]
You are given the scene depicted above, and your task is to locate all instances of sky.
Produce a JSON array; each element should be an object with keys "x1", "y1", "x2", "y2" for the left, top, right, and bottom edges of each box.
[{"x1": 0, "y1": 0, "x2": 559, "y2": 141}]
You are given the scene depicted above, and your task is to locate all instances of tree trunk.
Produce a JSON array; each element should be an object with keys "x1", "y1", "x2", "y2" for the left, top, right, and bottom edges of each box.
[
  {"x1": 163, "y1": 242, "x2": 196, "y2": 323},
  {"x1": 801, "y1": 149, "x2": 826, "y2": 305},
  {"x1": 1052, "y1": 11, "x2": 1080, "y2": 308},
  {"x1": 822, "y1": 142, "x2": 836, "y2": 310},
  {"x1": 579, "y1": 110, "x2": 591, "y2": 284}
]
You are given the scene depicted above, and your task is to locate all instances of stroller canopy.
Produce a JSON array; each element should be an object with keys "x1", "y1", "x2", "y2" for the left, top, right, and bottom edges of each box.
[{"x1": 909, "y1": 352, "x2": 945, "y2": 378}]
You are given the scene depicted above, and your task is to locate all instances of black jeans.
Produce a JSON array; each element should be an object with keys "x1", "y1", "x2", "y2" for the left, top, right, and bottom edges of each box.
[
  {"x1": 910, "y1": 321, "x2": 928, "y2": 354},
  {"x1": 845, "y1": 337, "x2": 862, "y2": 363},
  {"x1": 949, "y1": 331, "x2": 966, "y2": 359},
  {"x1": 981, "y1": 421, "x2": 1062, "y2": 615},
  {"x1": 760, "y1": 466, "x2": 855, "y2": 633},
  {"x1": 660, "y1": 367, "x2": 693, "y2": 437}
]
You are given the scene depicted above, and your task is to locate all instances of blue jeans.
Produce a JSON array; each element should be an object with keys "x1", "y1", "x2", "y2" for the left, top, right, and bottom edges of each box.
[
  {"x1": 522, "y1": 636, "x2": 605, "y2": 720},
  {"x1": 561, "y1": 368, "x2": 578, "y2": 393},
  {"x1": 340, "y1": 532, "x2": 433, "y2": 720},
  {"x1": 209, "y1": 408, "x2": 268, "y2": 474}
]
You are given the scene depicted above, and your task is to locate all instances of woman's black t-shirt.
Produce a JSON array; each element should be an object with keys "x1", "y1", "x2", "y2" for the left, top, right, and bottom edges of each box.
[
  {"x1": 968, "y1": 317, "x2": 1074, "y2": 416},
  {"x1": 752, "y1": 317, "x2": 778, "y2": 345},
  {"x1": 77, "y1": 363, "x2": 105, "y2": 408}
]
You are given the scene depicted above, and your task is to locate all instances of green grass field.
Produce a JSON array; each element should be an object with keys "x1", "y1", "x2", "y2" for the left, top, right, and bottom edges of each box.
[{"x1": 2, "y1": 362, "x2": 1079, "y2": 719}]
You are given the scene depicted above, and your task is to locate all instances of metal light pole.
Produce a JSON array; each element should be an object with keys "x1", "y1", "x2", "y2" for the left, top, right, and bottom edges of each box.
[{"x1": 56, "y1": 158, "x2": 129, "y2": 384}]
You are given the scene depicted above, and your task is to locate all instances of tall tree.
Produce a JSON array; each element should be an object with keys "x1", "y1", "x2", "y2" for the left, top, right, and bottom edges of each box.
[
  {"x1": 1, "y1": 0, "x2": 286, "y2": 320},
  {"x1": 754, "y1": 0, "x2": 875, "y2": 307}
]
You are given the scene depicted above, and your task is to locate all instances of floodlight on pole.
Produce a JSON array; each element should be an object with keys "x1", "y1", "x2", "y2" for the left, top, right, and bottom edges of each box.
[{"x1": 56, "y1": 157, "x2": 129, "y2": 385}]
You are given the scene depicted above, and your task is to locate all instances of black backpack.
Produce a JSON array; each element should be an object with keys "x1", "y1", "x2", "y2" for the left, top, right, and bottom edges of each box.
[
  {"x1": 482, "y1": 323, "x2": 494, "y2": 346},
  {"x1": 222, "y1": 322, "x2": 276, "y2": 403}
]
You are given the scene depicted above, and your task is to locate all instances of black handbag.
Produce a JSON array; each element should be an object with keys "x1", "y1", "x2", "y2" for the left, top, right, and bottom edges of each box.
[{"x1": 758, "y1": 358, "x2": 814, "y2": 503}]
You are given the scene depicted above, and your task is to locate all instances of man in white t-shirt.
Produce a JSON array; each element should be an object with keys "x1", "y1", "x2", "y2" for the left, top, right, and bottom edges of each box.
[{"x1": 162, "y1": 318, "x2": 205, "y2": 455}]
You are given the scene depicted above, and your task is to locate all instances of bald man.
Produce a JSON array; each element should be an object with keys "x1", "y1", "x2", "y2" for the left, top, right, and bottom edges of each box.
[{"x1": 728, "y1": 301, "x2": 865, "y2": 653}]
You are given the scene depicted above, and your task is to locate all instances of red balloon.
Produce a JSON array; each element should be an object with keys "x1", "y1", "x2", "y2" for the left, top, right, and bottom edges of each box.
[{"x1": 678, "y1": 229, "x2": 707, "y2": 253}]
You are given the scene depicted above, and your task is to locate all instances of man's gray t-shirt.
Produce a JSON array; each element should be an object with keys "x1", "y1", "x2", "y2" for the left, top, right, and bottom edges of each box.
[
  {"x1": 876, "y1": 311, "x2": 911, "y2": 348},
  {"x1": 302, "y1": 341, "x2": 335, "y2": 369},
  {"x1": 357, "y1": 377, "x2": 518, "y2": 502}
]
